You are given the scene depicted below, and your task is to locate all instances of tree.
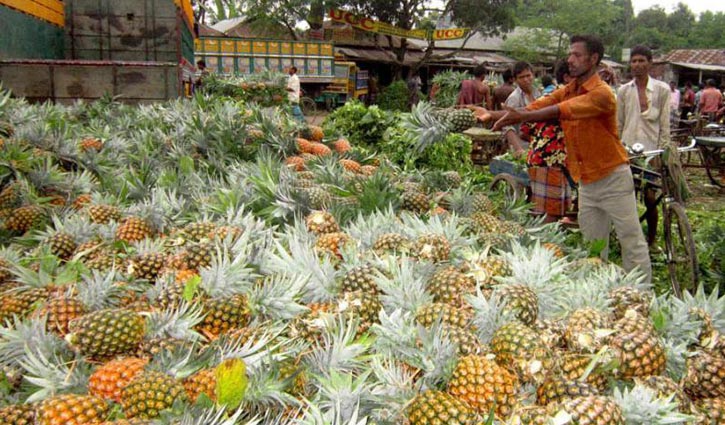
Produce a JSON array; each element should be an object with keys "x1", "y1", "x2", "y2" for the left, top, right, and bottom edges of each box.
[
  {"x1": 507, "y1": 0, "x2": 621, "y2": 61},
  {"x1": 688, "y1": 11, "x2": 725, "y2": 48}
]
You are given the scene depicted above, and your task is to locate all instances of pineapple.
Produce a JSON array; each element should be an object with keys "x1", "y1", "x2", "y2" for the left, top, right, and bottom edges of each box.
[
  {"x1": 494, "y1": 284, "x2": 539, "y2": 326},
  {"x1": 183, "y1": 367, "x2": 217, "y2": 403},
  {"x1": 546, "y1": 395, "x2": 625, "y2": 424},
  {"x1": 341, "y1": 290, "x2": 383, "y2": 335},
  {"x1": 87, "y1": 204, "x2": 121, "y2": 224},
  {"x1": 88, "y1": 357, "x2": 149, "y2": 403},
  {"x1": 121, "y1": 370, "x2": 186, "y2": 419},
  {"x1": 401, "y1": 191, "x2": 430, "y2": 214},
  {"x1": 339, "y1": 159, "x2": 362, "y2": 173},
  {"x1": 558, "y1": 353, "x2": 610, "y2": 392},
  {"x1": 67, "y1": 308, "x2": 146, "y2": 359},
  {"x1": 0, "y1": 403, "x2": 36, "y2": 425},
  {"x1": 128, "y1": 239, "x2": 167, "y2": 280},
  {"x1": 79, "y1": 137, "x2": 103, "y2": 152},
  {"x1": 308, "y1": 125, "x2": 324, "y2": 142},
  {"x1": 445, "y1": 108, "x2": 477, "y2": 132},
  {"x1": 636, "y1": 375, "x2": 691, "y2": 412},
  {"x1": 3, "y1": 205, "x2": 46, "y2": 233},
  {"x1": 426, "y1": 265, "x2": 476, "y2": 307},
  {"x1": 315, "y1": 232, "x2": 352, "y2": 259},
  {"x1": 0, "y1": 287, "x2": 49, "y2": 321},
  {"x1": 180, "y1": 221, "x2": 217, "y2": 241},
  {"x1": 536, "y1": 375, "x2": 599, "y2": 406},
  {"x1": 332, "y1": 138, "x2": 351, "y2": 153},
  {"x1": 415, "y1": 302, "x2": 473, "y2": 329},
  {"x1": 34, "y1": 294, "x2": 86, "y2": 335},
  {"x1": 36, "y1": 394, "x2": 109, "y2": 425},
  {"x1": 373, "y1": 232, "x2": 410, "y2": 254},
  {"x1": 340, "y1": 264, "x2": 379, "y2": 294},
  {"x1": 285, "y1": 155, "x2": 306, "y2": 171},
  {"x1": 115, "y1": 216, "x2": 152, "y2": 243},
  {"x1": 413, "y1": 233, "x2": 450, "y2": 263},
  {"x1": 303, "y1": 185, "x2": 332, "y2": 210},
  {"x1": 470, "y1": 211, "x2": 501, "y2": 234},
  {"x1": 305, "y1": 210, "x2": 340, "y2": 235},
  {"x1": 182, "y1": 241, "x2": 214, "y2": 271},
  {"x1": 407, "y1": 389, "x2": 480, "y2": 425},
  {"x1": 683, "y1": 351, "x2": 725, "y2": 400},
  {"x1": 490, "y1": 322, "x2": 553, "y2": 383},
  {"x1": 610, "y1": 310, "x2": 667, "y2": 379},
  {"x1": 693, "y1": 398, "x2": 725, "y2": 424},
  {"x1": 608, "y1": 286, "x2": 652, "y2": 320},
  {"x1": 564, "y1": 308, "x2": 613, "y2": 353},
  {"x1": 447, "y1": 354, "x2": 519, "y2": 417}
]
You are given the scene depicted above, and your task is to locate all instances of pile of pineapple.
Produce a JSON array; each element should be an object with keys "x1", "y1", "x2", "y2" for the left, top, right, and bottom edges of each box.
[{"x1": 0, "y1": 89, "x2": 723, "y2": 425}]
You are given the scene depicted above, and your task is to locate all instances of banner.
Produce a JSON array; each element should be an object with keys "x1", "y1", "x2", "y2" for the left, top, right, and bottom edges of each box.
[{"x1": 328, "y1": 9, "x2": 469, "y2": 40}]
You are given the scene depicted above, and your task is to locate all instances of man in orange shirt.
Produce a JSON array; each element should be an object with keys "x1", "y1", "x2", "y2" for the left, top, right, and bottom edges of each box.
[{"x1": 471, "y1": 35, "x2": 651, "y2": 282}]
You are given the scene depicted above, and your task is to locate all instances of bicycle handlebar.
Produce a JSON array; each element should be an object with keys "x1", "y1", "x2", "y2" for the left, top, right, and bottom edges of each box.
[{"x1": 627, "y1": 138, "x2": 697, "y2": 159}]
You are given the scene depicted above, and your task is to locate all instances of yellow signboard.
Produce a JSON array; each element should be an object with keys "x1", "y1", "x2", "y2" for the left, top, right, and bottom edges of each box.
[{"x1": 328, "y1": 9, "x2": 468, "y2": 40}]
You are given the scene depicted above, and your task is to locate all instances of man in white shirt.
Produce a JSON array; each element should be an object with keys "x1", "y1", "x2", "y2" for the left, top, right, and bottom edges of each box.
[
  {"x1": 286, "y1": 66, "x2": 303, "y2": 121},
  {"x1": 669, "y1": 81, "x2": 680, "y2": 127},
  {"x1": 617, "y1": 45, "x2": 671, "y2": 247}
]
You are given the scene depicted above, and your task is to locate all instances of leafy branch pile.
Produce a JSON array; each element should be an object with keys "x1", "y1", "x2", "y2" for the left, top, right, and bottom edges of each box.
[{"x1": 201, "y1": 72, "x2": 288, "y2": 107}]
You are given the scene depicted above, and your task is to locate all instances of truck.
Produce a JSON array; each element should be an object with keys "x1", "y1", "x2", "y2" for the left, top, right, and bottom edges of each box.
[{"x1": 194, "y1": 37, "x2": 368, "y2": 109}]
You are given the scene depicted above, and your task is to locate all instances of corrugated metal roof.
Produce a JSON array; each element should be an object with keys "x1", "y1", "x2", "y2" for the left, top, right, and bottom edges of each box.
[
  {"x1": 657, "y1": 49, "x2": 725, "y2": 66},
  {"x1": 671, "y1": 62, "x2": 725, "y2": 72},
  {"x1": 334, "y1": 47, "x2": 424, "y2": 65}
]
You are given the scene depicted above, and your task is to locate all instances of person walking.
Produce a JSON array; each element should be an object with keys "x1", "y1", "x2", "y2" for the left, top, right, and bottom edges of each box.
[
  {"x1": 616, "y1": 44, "x2": 671, "y2": 247},
  {"x1": 669, "y1": 81, "x2": 680, "y2": 127},
  {"x1": 286, "y1": 66, "x2": 304, "y2": 122},
  {"x1": 680, "y1": 81, "x2": 696, "y2": 123},
  {"x1": 469, "y1": 35, "x2": 652, "y2": 282}
]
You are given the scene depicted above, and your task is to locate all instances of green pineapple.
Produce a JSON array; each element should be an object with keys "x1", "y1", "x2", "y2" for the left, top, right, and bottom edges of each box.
[
  {"x1": 340, "y1": 264, "x2": 379, "y2": 294},
  {"x1": 413, "y1": 233, "x2": 450, "y2": 263},
  {"x1": 407, "y1": 389, "x2": 480, "y2": 425},
  {"x1": 128, "y1": 238, "x2": 168, "y2": 280},
  {"x1": 67, "y1": 308, "x2": 146, "y2": 358},
  {"x1": 494, "y1": 283, "x2": 539, "y2": 326},
  {"x1": 426, "y1": 265, "x2": 475, "y2": 307}
]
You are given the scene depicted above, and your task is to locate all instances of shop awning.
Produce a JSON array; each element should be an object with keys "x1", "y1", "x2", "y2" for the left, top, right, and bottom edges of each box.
[
  {"x1": 335, "y1": 47, "x2": 425, "y2": 66},
  {"x1": 671, "y1": 62, "x2": 725, "y2": 72}
]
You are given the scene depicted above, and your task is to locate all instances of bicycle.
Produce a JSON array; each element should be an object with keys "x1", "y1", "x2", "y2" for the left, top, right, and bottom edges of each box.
[
  {"x1": 628, "y1": 139, "x2": 698, "y2": 297},
  {"x1": 300, "y1": 96, "x2": 317, "y2": 116}
]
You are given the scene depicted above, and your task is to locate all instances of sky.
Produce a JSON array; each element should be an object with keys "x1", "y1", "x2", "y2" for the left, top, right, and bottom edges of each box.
[{"x1": 632, "y1": 0, "x2": 725, "y2": 16}]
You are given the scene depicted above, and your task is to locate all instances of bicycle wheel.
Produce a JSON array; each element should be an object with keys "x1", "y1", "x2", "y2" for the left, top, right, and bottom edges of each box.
[
  {"x1": 300, "y1": 97, "x2": 317, "y2": 116},
  {"x1": 663, "y1": 202, "x2": 698, "y2": 297},
  {"x1": 489, "y1": 174, "x2": 525, "y2": 204}
]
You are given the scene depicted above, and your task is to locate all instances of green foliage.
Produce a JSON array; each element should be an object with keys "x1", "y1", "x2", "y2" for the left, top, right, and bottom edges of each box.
[
  {"x1": 200, "y1": 73, "x2": 288, "y2": 107},
  {"x1": 322, "y1": 101, "x2": 399, "y2": 147},
  {"x1": 377, "y1": 80, "x2": 411, "y2": 112},
  {"x1": 380, "y1": 122, "x2": 471, "y2": 171},
  {"x1": 431, "y1": 71, "x2": 469, "y2": 108}
]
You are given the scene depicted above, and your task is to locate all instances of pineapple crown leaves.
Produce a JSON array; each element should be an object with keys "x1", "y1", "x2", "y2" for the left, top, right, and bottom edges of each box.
[
  {"x1": 466, "y1": 289, "x2": 517, "y2": 344},
  {"x1": 373, "y1": 256, "x2": 433, "y2": 315},
  {"x1": 7, "y1": 253, "x2": 81, "y2": 290},
  {"x1": 198, "y1": 246, "x2": 260, "y2": 299},
  {"x1": 238, "y1": 360, "x2": 301, "y2": 417},
  {"x1": 64, "y1": 169, "x2": 99, "y2": 197},
  {"x1": 399, "y1": 211, "x2": 473, "y2": 252},
  {"x1": 246, "y1": 273, "x2": 309, "y2": 321},
  {"x1": 612, "y1": 384, "x2": 695, "y2": 425},
  {"x1": 678, "y1": 284, "x2": 725, "y2": 334},
  {"x1": 76, "y1": 269, "x2": 131, "y2": 311},
  {"x1": 366, "y1": 356, "x2": 418, "y2": 423},
  {"x1": 293, "y1": 397, "x2": 369, "y2": 425},
  {"x1": 17, "y1": 345, "x2": 92, "y2": 403},
  {"x1": 147, "y1": 343, "x2": 209, "y2": 379},
  {"x1": 498, "y1": 241, "x2": 569, "y2": 320},
  {"x1": 206, "y1": 323, "x2": 291, "y2": 371},
  {"x1": 156, "y1": 404, "x2": 248, "y2": 425},
  {"x1": 128, "y1": 234, "x2": 168, "y2": 256},
  {"x1": 262, "y1": 234, "x2": 338, "y2": 304},
  {"x1": 344, "y1": 206, "x2": 403, "y2": 250},
  {"x1": 0, "y1": 316, "x2": 68, "y2": 371},
  {"x1": 649, "y1": 294, "x2": 705, "y2": 348},
  {"x1": 402, "y1": 101, "x2": 451, "y2": 155},
  {"x1": 242, "y1": 148, "x2": 305, "y2": 224},
  {"x1": 308, "y1": 369, "x2": 379, "y2": 424},
  {"x1": 661, "y1": 338, "x2": 690, "y2": 382},
  {"x1": 371, "y1": 310, "x2": 458, "y2": 388},
  {"x1": 142, "y1": 301, "x2": 206, "y2": 343},
  {"x1": 303, "y1": 315, "x2": 371, "y2": 378}
]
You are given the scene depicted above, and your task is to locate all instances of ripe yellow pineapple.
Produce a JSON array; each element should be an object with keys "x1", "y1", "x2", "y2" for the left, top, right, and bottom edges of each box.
[
  {"x1": 413, "y1": 233, "x2": 450, "y2": 263},
  {"x1": 115, "y1": 216, "x2": 152, "y2": 243},
  {"x1": 683, "y1": 351, "x2": 725, "y2": 400},
  {"x1": 447, "y1": 354, "x2": 519, "y2": 417},
  {"x1": 305, "y1": 210, "x2": 340, "y2": 235},
  {"x1": 426, "y1": 266, "x2": 476, "y2": 307},
  {"x1": 495, "y1": 284, "x2": 539, "y2": 325},
  {"x1": 314, "y1": 232, "x2": 352, "y2": 259},
  {"x1": 34, "y1": 296, "x2": 86, "y2": 335},
  {"x1": 490, "y1": 322, "x2": 553, "y2": 383},
  {"x1": 407, "y1": 389, "x2": 480, "y2": 425},
  {"x1": 285, "y1": 156, "x2": 306, "y2": 171},
  {"x1": 0, "y1": 403, "x2": 36, "y2": 425},
  {"x1": 3, "y1": 205, "x2": 45, "y2": 233},
  {"x1": 184, "y1": 368, "x2": 217, "y2": 402},
  {"x1": 79, "y1": 137, "x2": 103, "y2": 152},
  {"x1": 308, "y1": 125, "x2": 324, "y2": 142},
  {"x1": 372, "y1": 232, "x2": 410, "y2": 254},
  {"x1": 610, "y1": 310, "x2": 666, "y2": 379},
  {"x1": 545, "y1": 395, "x2": 625, "y2": 425},
  {"x1": 36, "y1": 394, "x2": 109, "y2": 425},
  {"x1": 339, "y1": 158, "x2": 362, "y2": 173},
  {"x1": 196, "y1": 294, "x2": 250, "y2": 337},
  {"x1": 89, "y1": 357, "x2": 148, "y2": 403},
  {"x1": 536, "y1": 375, "x2": 599, "y2": 406},
  {"x1": 401, "y1": 190, "x2": 430, "y2": 213},
  {"x1": 415, "y1": 302, "x2": 473, "y2": 329},
  {"x1": 87, "y1": 204, "x2": 121, "y2": 224},
  {"x1": 340, "y1": 264, "x2": 379, "y2": 294},
  {"x1": 564, "y1": 308, "x2": 612, "y2": 353},
  {"x1": 332, "y1": 138, "x2": 351, "y2": 153}
]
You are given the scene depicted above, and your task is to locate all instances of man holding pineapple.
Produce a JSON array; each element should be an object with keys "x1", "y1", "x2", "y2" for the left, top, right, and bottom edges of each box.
[{"x1": 471, "y1": 35, "x2": 651, "y2": 282}]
